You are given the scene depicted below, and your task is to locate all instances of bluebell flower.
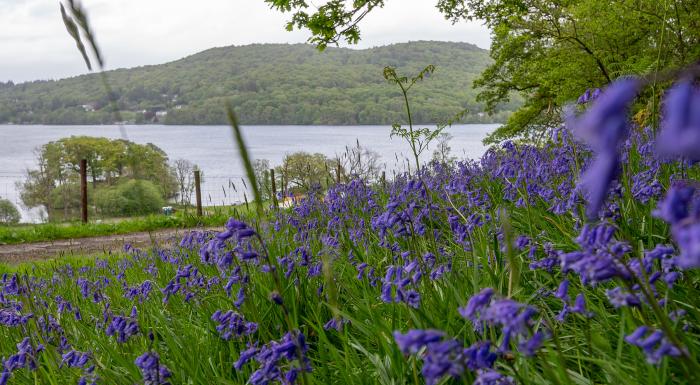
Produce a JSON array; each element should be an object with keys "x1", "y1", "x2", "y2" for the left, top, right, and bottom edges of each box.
[
  {"x1": 234, "y1": 344, "x2": 259, "y2": 370},
  {"x1": 657, "y1": 78, "x2": 700, "y2": 161},
  {"x1": 625, "y1": 326, "x2": 683, "y2": 364},
  {"x1": 394, "y1": 330, "x2": 499, "y2": 385},
  {"x1": 60, "y1": 349, "x2": 90, "y2": 368},
  {"x1": 211, "y1": 310, "x2": 257, "y2": 340},
  {"x1": 561, "y1": 223, "x2": 632, "y2": 285},
  {"x1": 458, "y1": 288, "x2": 494, "y2": 322},
  {"x1": 1, "y1": 337, "x2": 44, "y2": 384},
  {"x1": 518, "y1": 331, "x2": 546, "y2": 356},
  {"x1": 323, "y1": 317, "x2": 349, "y2": 332},
  {"x1": 555, "y1": 279, "x2": 570, "y2": 301},
  {"x1": 135, "y1": 351, "x2": 171, "y2": 385},
  {"x1": 473, "y1": 369, "x2": 516, "y2": 385},
  {"x1": 459, "y1": 289, "x2": 546, "y2": 354},
  {"x1": 577, "y1": 88, "x2": 601, "y2": 104},
  {"x1": 105, "y1": 307, "x2": 140, "y2": 343},
  {"x1": 571, "y1": 293, "x2": 592, "y2": 317},
  {"x1": 654, "y1": 183, "x2": 700, "y2": 268},
  {"x1": 394, "y1": 329, "x2": 444, "y2": 354},
  {"x1": 235, "y1": 332, "x2": 311, "y2": 385},
  {"x1": 463, "y1": 341, "x2": 498, "y2": 370},
  {"x1": 606, "y1": 287, "x2": 641, "y2": 308},
  {"x1": 569, "y1": 78, "x2": 640, "y2": 218}
]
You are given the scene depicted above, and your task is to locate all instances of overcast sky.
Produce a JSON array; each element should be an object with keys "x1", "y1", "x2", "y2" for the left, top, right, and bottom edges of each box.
[{"x1": 0, "y1": 0, "x2": 491, "y2": 83}]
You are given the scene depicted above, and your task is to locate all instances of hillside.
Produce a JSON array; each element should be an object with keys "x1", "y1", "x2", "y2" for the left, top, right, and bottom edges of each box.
[{"x1": 0, "y1": 41, "x2": 517, "y2": 125}]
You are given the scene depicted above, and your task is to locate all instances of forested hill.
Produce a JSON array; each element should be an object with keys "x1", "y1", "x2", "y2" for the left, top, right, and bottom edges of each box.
[{"x1": 0, "y1": 41, "x2": 517, "y2": 125}]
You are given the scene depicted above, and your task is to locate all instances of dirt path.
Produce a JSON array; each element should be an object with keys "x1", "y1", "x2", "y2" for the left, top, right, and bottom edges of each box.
[{"x1": 0, "y1": 228, "x2": 219, "y2": 264}]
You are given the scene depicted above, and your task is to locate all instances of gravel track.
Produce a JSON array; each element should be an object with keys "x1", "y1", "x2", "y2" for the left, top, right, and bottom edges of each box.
[{"x1": 0, "y1": 228, "x2": 216, "y2": 264}]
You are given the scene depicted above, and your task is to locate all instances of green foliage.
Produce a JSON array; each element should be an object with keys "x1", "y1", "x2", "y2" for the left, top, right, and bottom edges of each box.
[
  {"x1": 384, "y1": 65, "x2": 450, "y2": 171},
  {"x1": 276, "y1": 152, "x2": 335, "y2": 194},
  {"x1": 269, "y1": 0, "x2": 386, "y2": 49},
  {"x1": 0, "y1": 199, "x2": 21, "y2": 225},
  {"x1": 262, "y1": 0, "x2": 700, "y2": 143},
  {"x1": 253, "y1": 159, "x2": 273, "y2": 201},
  {"x1": 462, "y1": 0, "x2": 700, "y2": 143},
  {"x1": 18, "y1": 136, "x2": 177, "y2": 221},
  {"x1": 0, "y1": 204, "x2": 249, "y2": 245},
  {"x1": 0, "y1": 42, "x2": 515, "y2": 125},
  {"x1": 94, "y1": 180, "x2": 165, "y2": 216}
]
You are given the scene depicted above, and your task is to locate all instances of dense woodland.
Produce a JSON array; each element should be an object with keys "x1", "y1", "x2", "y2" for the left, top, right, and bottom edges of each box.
[{"x1": 0, "y1": 41, "x2": 517, "y2": 126}]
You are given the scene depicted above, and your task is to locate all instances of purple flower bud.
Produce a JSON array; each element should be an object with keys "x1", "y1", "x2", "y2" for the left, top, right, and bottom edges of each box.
[
  {"x1": 569, "y1": 78, "x2": 640, "y2": 218},
  {"x1": 270, "y1": 291, "x2": 283, "y2": 305},
  {"x1": 657, "y1": 78, "x2": 700, "y2": 161}
]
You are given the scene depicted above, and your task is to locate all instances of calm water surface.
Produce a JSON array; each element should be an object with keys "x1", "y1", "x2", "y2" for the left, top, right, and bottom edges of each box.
[{"x1": 0, "y1": 124, "x2": 497, "y2": 222}]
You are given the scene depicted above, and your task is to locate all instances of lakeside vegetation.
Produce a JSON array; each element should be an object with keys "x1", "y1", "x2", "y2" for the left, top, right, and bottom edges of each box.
[
  {"x1": 17, "y1": 136, "x2": 179, "y2": 222},
  {"x1": 0, "y1": 42, "x2": 517, "y2": 126}
]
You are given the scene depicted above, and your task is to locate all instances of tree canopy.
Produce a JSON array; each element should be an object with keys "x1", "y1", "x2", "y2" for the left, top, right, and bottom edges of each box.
[
  {"x1": 18, "y1": 136, "x2": 177, "y2": 220},
  {"x1": 0, "y1": 199, "x2": 21, "y2": 225}
]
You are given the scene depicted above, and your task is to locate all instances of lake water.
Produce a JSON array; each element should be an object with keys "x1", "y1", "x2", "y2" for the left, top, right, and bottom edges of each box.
[{"x1": 0, "y1": 124, "x2": 497, "y2": 222}]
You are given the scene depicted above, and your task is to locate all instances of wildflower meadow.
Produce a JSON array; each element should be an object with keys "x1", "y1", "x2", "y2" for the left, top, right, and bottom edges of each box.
[{"x1": 2, "y1": 72, "x2": 700, "y2": 385}]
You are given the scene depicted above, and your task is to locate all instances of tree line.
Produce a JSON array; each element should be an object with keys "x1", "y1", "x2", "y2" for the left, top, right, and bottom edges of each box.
[{"x1": 0, "y1": 41, "x2": 518, "y2": 126}]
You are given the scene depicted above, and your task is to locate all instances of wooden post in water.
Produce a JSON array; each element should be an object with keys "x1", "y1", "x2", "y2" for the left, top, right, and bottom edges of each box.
[
  {"x1": 80, "y1": 159, "x2": 88, "y2": 223},
  {"x1": 270, "y1": 168, "x2": 278, "y2": 208},
  {"x1": 194, "y1": 170, "x2": 202, "y2": 216}
]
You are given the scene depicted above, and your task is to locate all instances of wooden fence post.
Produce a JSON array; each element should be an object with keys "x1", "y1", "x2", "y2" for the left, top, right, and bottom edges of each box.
[
  {"x1": 270, "y1": 168, "x2": 278, "y2": 208},
  {"x1": 381, "y1": 171, "x2": 386, "y2": 189},
  {"x1": 80, "y1": 159, "x2": 88, "y2": 223},
  {"x1": 194, "y1": 170, "x2": 202, "y2": 216},
  {"x1": 336, "y1": 159, "x2": 341, "y2": 184}
]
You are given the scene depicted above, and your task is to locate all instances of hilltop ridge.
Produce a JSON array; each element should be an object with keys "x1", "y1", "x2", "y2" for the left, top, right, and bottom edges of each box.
[{"x1": 0, "y1": 41, "x2": 517, "y2": 125}]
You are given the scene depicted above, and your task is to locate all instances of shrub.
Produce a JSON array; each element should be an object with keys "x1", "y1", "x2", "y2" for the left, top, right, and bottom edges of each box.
[
  {"x1": 0, "y1": 198, "x2": 21, "y2": 225},
  {"x1": 94, "y1": 180, "x2": 165, "y2": 217}
]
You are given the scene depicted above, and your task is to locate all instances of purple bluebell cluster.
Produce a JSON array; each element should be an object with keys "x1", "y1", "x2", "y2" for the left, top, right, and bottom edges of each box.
[
  {"x1": 554, "y1": 279, "x2": 592, "y2": 320},
  {"x1": 211, "y1": 310, "x2": 258, "y2": 340},
  {"x1": 393, "y1": 329, "x2": 501, "y2": 385},
  {"x1": 322, "y1": 316, "x2": 349, "y2": 331},
  {"x1": 135, "y1": 351, "x2": 172, "y2": 385},
  {"x1": 60, "y1": 349, "x2": 90, "y2": 368},
  {"x1": 654, "y1": 183, "x2": 700, "y2": 268},
  {"x1": 105, "y1": 306, "x2": 140, "y2": 343},
  {"x1": 124, "y1": 280, "x2": 154, "y2": 302},
  {"x1": 625, "y1": 326, "x2": 683, "y2": 364},
  {"x1": 560, "y1": 223, "x2": 632, "y2": 285},
  {"x1": 473, "y1": 369, "x2": 516, "y2": 385},
  {"x1": 577, "y1": 88, "x2": 601, "y2": 104},
  {"x1": 460, "y1": 289, "x2": 545, "y2": 355},
  {"x1": 234, "y1": 332, "x2": 311, "y2": 385},
  {"x1": 380, "y1": 261, "x2": 421, "y2": 308},
  {"x1": 1, "y1": 338, "x2": 44, "y2": 385}
]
